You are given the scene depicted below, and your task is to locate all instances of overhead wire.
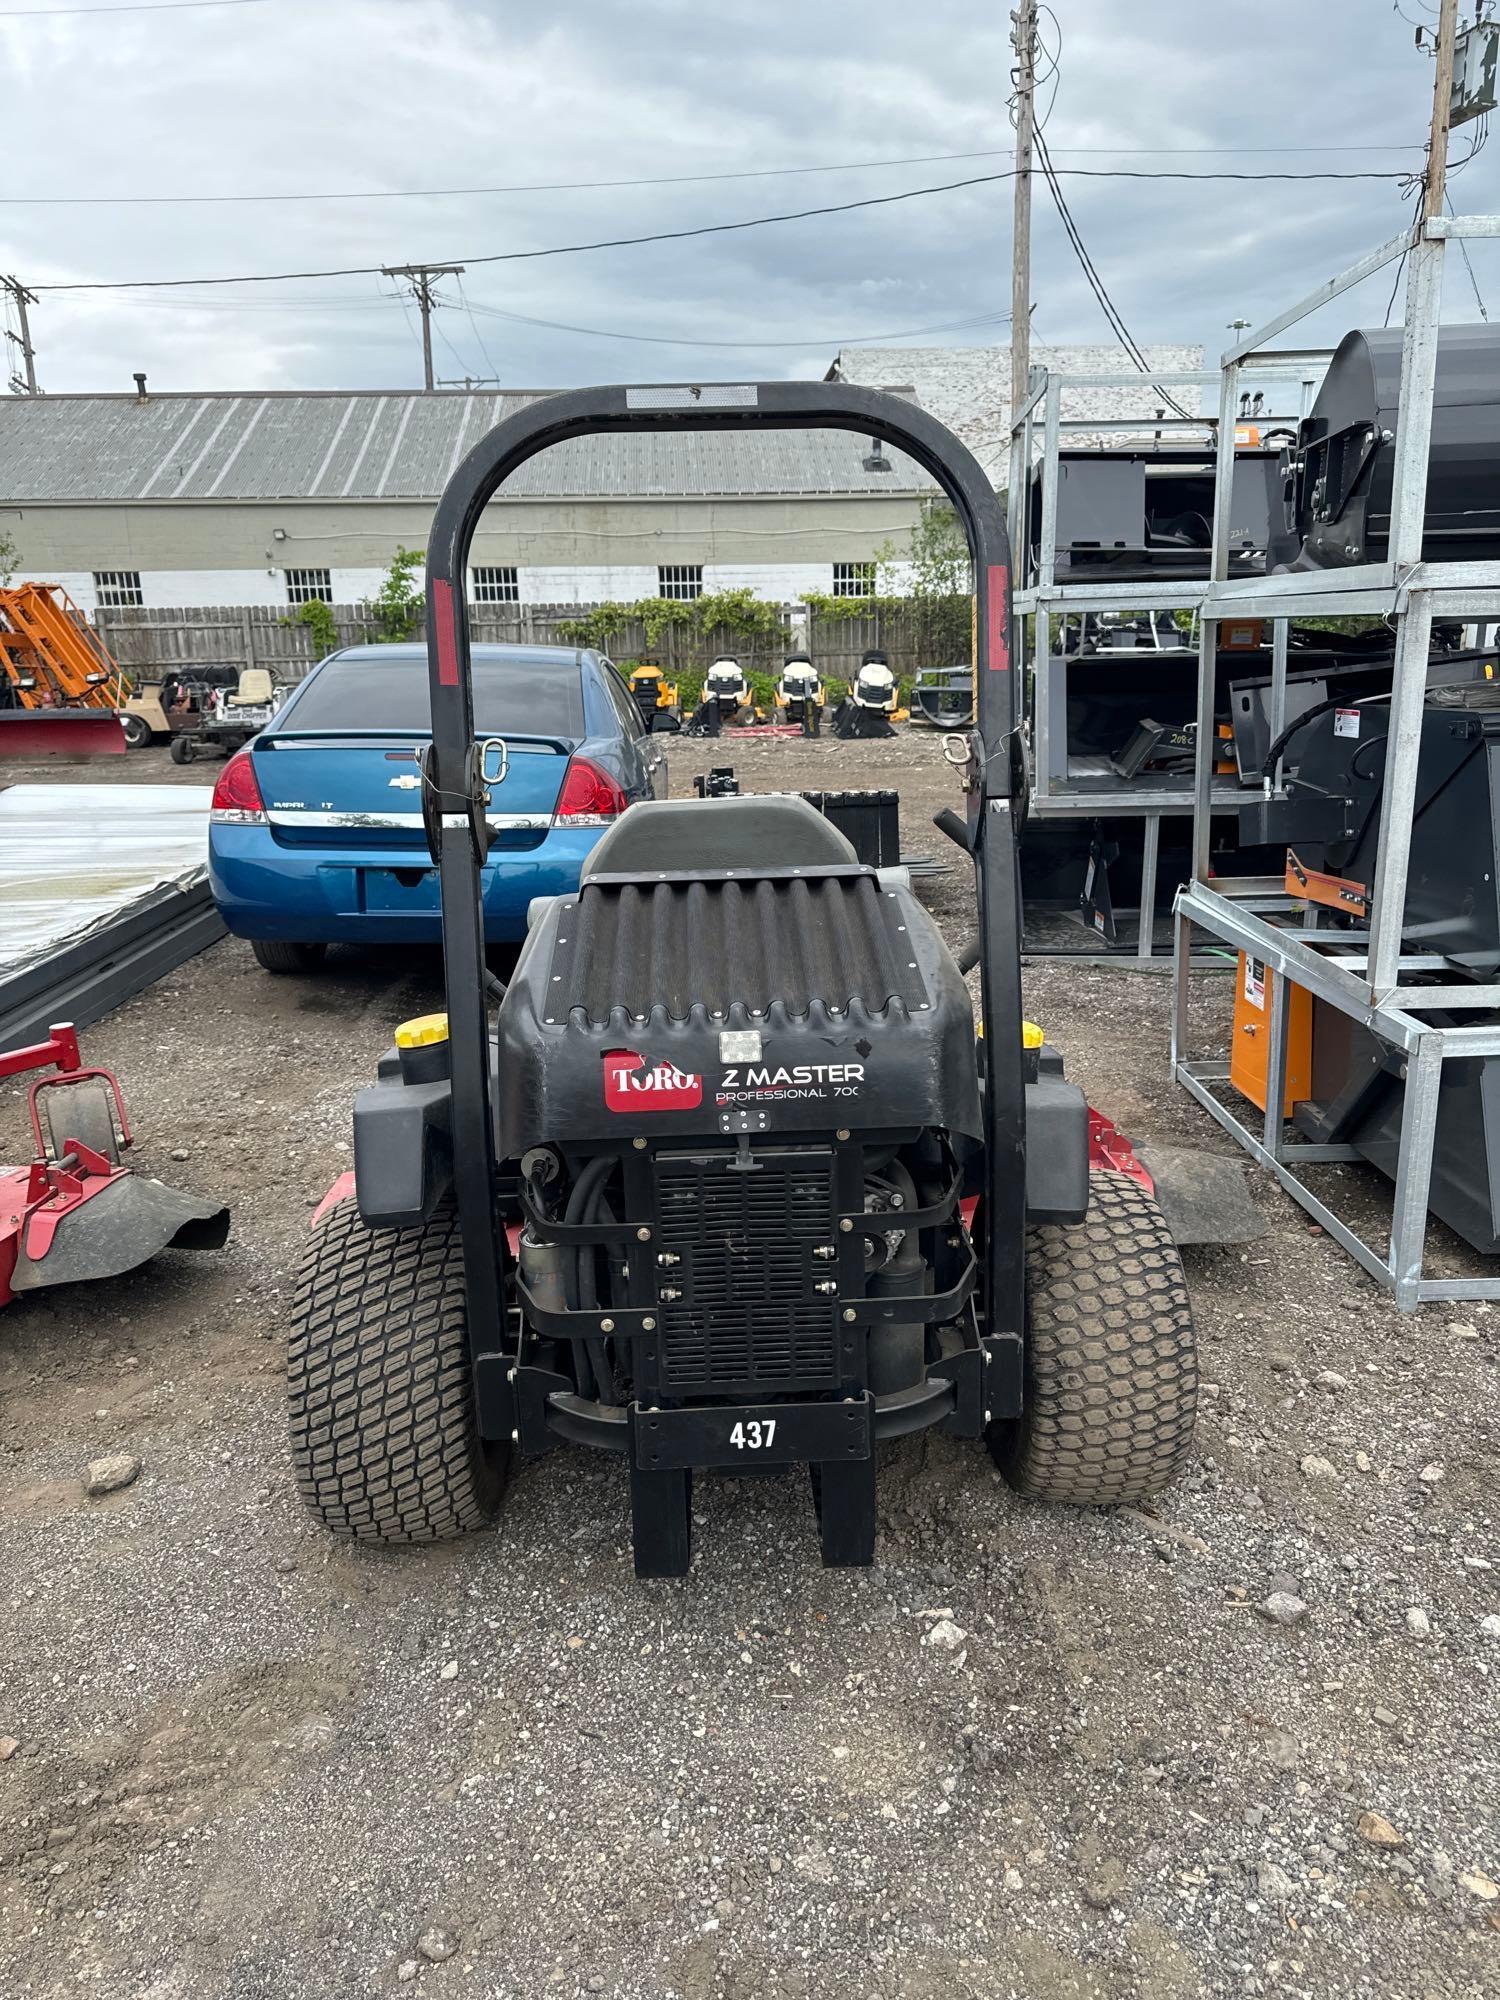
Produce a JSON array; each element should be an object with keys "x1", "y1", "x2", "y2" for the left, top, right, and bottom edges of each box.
[
  {"x1": 440, "y1": 297, "x2": 1012, "y2": 349},
  {"x1": 28, "y1": 162, "x2": 1416, "y2": 294},
  {"x1": 0, "y1": 144, "x2": 1436, "y2": 209},
  {"x1": 0, "y1": 0, "x2": 268, "y2": 14},
  {"x1": 1033, "y1": 125, "x2": 1197, "y2": 422}
]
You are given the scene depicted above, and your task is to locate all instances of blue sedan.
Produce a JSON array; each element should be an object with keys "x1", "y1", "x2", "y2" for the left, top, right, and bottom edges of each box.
[{"x1": 207, "y1": 642, "x2": 665, "y2": 971}]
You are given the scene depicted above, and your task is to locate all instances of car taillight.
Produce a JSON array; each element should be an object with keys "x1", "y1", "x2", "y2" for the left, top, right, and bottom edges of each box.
[
  {"x1": 210, "y1": 750, "x2": 267, "y2": 824},
  {"x1": 555, "y1": 757, "x2": 627, "y2": 825}
]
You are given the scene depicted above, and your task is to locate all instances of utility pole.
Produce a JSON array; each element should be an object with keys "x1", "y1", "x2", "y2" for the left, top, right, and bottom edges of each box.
[
  {"x1": 381, "y1": 262, "x2": 465, "y2": 392},
  {"x1": 3, "y1": 275, "x2": 39, "y2": 396},
  {"x1": 1423, "y1": 0, "x2": 1458, "y2": 226},
  {"x1": 1008, "y1": 0, "x2": 1038, "y2": 439}
]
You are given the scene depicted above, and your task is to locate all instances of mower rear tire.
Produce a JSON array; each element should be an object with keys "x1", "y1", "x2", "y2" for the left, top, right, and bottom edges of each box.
[
  {"x1": 252, "y1": 938, "x2": 328, "y2": 974},
  {"x1": 993, "y1": 1170, "x2": 1197, "y2": 1506},
  {"x1": 169, "y1": 733, "x2": 195, "y2": 764},
  {"x1": 287, "y1": 1197, "x2": 508, "y2": 1542}
]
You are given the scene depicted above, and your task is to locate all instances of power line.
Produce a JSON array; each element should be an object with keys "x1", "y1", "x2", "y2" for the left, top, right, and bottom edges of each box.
[
  {"x1": 0, "y1": 0, "x2": 268, "y2": 14},
  {"x1": 0, "y1": 144, "x2": 1431, "y2": 210},
  {"x1": 1033, "y1": 127, "x2": 1195, "y2": 423},
  {"x1": 28, "y1": 163, "x2": 1415, "y2": 295},
  {"x1": 444, "y1": 297, "x2": 1012, "y2": 349}
]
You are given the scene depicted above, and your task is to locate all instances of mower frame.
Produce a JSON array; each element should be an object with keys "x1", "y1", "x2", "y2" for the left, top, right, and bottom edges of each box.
[{"x1": 420, "y1": 384, "x2": 1023, "y2": 1397}]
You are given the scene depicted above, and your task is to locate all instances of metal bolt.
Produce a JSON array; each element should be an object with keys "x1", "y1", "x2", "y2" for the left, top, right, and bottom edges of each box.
[
  {"x1": 836, "y1": 1127, "x2": 850, "y2": 1142},
  {"x1": 842, "y1": 1307, "x2": 858, "y2": 1323},
  {"x1": 660, "y1": 1287, "x2": 682, "y2": 1302},
  {"x1": 983, "y1": 1350, "x2": 992, "y2": 1366},
  {"x1": 632, "y1": 1136, "x2": 647, "y2": 1150},
  {"x1": 507, "y1": 1367, "x2": 517, "y2": 1383},
  {"x1": 812, "y1": 1244, "x2": 836, "y2": 1260},
  {"x1": 838, "y1": 1217, "x2": 854, "y2": 1233},
  {"x1": 947, "y1": 1234, "x2": 962, "y2": 1249},
  {"x1": 510, "y1": 1428, "x2": 520, "y2": 1443},
  {"x1": 600, "y1": 1317, "x2": 615, "y2": 1333},
  {"x1": 813, "y1": 1280, "x2": 839, "y2": 1296},
  {"x1": 656, "y1": 1250, "x2": 681, "y2": 1266},
  {"x1": 636, "y1": 1225, "x2": 652, "y2": 1242},
  {"x1": 642, "y1": 1316, "x2": 657, "y2": 1331},
  {"x1": 983, "y1": 1410, "x2": 992, "y2": 1424}
]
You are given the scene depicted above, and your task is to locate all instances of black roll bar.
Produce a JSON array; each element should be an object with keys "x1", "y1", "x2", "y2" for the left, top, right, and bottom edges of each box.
[{"x1": 422, "y1": 382, "x2": 1027, "y2": 1357}]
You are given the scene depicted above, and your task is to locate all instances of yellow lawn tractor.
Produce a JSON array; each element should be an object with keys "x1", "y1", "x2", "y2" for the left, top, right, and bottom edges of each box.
[{"x1": 627, "y1": 661, "x2": 682, "y2": 734}]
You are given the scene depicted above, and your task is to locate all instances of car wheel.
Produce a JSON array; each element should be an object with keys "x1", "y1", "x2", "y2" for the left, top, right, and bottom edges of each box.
[{"x1": 252, "y1": 939, "x2": 329, "y2": 974}]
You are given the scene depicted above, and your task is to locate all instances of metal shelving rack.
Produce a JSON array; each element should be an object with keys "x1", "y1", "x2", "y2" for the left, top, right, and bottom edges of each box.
[
  {"x1": 1168, "y1": 211, "x2": 1500, "y2": 1310},
  {"x1": 1006, "y1": 360, "x2": 1326, "y2": 960}
]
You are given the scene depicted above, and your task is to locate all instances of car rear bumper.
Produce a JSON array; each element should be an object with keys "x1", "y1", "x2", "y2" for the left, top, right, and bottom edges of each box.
[{"x1": 208, "y1": 823, "x2": 604, "y2": 943}]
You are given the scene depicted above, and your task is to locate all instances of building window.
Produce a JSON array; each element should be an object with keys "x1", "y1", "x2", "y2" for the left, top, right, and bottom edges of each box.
[
  {"x1": 285, "y1": 567, "x2": 333, "y2": 606},
  {"x1": 93, "y1": 570, "x2": 143, "y2": 608},
  {"x1": 832, "y1": 561, "x2": 876, "y2": 599},
  {"x1": 472, "y1": 565, "x2": 519, "y2": 604},
  {"x1": 658, "y1": 564, "x2": 703, "y2": 602}
]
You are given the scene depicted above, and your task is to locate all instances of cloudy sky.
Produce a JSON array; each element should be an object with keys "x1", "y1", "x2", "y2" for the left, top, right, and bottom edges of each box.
[{"x1": 0, "y1": 0, "x2": 1495, "y2": 399}]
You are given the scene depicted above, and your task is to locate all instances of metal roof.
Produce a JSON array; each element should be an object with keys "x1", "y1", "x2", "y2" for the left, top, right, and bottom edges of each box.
[{"x1": 0, "y1": 390, "x2": 934, "y2": 505}]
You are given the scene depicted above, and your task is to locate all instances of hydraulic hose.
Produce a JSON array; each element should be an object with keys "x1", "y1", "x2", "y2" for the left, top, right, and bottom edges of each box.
[
  {"x1": 564, "y1": 1156, "x2": 618, "y2": 1406},
  {"x1": 1260, "y1": 691, "x2": 1393, "y2": 781}
]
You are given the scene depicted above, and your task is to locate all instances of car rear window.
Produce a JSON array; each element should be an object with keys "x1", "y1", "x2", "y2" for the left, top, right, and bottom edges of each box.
[{"x1": 278, "y1": 656, "x2": 584, "y2": 738}]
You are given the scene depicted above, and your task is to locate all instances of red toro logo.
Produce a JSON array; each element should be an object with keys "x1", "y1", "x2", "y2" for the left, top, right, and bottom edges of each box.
[{"x1": 603, "y1": 1050, "x2": 702, "y2": 1113}]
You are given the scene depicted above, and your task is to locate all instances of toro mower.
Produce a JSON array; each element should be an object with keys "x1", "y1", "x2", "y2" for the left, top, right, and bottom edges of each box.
[
  {"x1": 286, "y1": 384, "x2": 1199, "y2": 1577},
  {"x1": 686, "y1": 656, "x2": 760, "y2": 735},
  {"x1": 2, "y1": 1025, "x2": 228, "y2": 1306},
  {"x1": 833, "y1": 649, "x2": 903, "y2": 739}
]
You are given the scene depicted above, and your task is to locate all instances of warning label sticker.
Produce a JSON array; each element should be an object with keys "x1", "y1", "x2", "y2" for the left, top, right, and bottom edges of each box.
[
  {"x1": 1333, "y1": 708, "x2": 1361, "y2": 739},
  {"x1": 1243, "y1": 956, "x2": 1266, "y2": 1009}
]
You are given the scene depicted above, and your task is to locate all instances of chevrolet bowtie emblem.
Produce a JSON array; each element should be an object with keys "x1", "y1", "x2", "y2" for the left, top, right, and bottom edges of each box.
[{"x1": 388, "y1": 773, "x2": 421, "y2": 791}]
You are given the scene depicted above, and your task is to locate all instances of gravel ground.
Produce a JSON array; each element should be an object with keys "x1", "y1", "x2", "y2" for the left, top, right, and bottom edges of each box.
[{"x1": 2, "y1": 733, "x2": 1497, "y2": 2000}]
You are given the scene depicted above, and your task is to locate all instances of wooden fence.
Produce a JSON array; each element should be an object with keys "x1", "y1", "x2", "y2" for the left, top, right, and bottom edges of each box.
[{"x1": 93, "y1": 600, "x2": 968, "y2": 683}]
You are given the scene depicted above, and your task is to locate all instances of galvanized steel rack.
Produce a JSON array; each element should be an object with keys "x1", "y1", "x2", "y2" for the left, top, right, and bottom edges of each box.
[
  {"x1": 1168, "y1": 212, "x2": 1500, "y2": 1310},
  {"x1": 1007, "y1": 360, "x2": 1325, "y2": 961}
]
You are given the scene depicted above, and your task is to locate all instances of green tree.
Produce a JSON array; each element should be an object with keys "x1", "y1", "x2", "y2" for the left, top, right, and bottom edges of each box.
[
  {"x1": 0, "y1": 531, "x2": 18, "y2": 587},
  {"x1": 902, "y1": 501, "x2": 973, "y2": 663},
  {"x1": 367, "y1": 546, "x2": 426, "y2": 642}
]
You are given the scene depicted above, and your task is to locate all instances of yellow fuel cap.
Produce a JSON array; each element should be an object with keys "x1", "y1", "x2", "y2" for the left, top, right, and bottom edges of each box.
[
  {"x1": 1023, "y1": 1020, "x2": 1045, "y2": 1048},
  {"x1": 395, "y1": 1012, "x2": 450, "y2": 1050}
]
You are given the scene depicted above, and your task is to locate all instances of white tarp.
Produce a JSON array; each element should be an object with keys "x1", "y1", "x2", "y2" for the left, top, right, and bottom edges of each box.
[{"x1": 0, "y1": 784, "x2": 212, "y2": 974}]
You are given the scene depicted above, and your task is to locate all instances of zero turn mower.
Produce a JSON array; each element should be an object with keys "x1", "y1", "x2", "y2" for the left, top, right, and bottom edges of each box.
[
  {"x1": 286, "y1": 384, "x2": 1199, "y2": 1577},
  {"x1": 627, "y1": 661, "x2": 682, "y2": 734},
  {"x1": 774, "y1": 653, "x2": 825, "y2": 736},
  {"x1": 686, "y1": 655, "x2": 760, "y2": 735}
]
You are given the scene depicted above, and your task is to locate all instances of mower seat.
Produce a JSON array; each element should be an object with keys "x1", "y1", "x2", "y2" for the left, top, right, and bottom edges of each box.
[
  {"x1": 228, "y1": 667, "x2": 275, "y2": 708},
  {"x1": 582, "y1": 795, "x2": 857, "y2": 878}
]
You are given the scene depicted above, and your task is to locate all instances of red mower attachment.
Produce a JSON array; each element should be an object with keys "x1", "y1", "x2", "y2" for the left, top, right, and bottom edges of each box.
[{"x1": 1, "y1": 1024, "x2": 229, "y2": 1307}]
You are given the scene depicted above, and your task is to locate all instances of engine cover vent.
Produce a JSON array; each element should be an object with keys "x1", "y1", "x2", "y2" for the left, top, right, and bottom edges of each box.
[
  {"x1": 552, "y1": 874, "x2": 928, "y2": 1025},
  {"x1": 653, "y1": 1147, "x2": 839, "y2": 1395}
]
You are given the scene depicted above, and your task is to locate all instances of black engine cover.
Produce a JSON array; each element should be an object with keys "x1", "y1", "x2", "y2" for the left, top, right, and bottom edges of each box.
[{"x1": 495, "y1": 865, "x2": 981, "y2": 1155}]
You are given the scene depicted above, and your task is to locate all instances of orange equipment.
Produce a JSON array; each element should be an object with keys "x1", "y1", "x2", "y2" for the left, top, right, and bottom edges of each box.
[
  {"x1": 1230, "y1": 953, "x2": 1313, "y2": 1117},
  {"x1": 0, "y1": 585, "x2": 129, "y2": 712}
]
